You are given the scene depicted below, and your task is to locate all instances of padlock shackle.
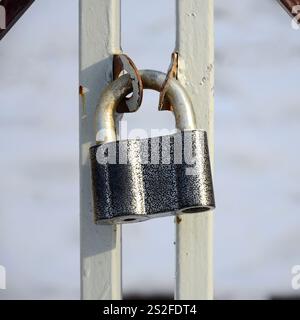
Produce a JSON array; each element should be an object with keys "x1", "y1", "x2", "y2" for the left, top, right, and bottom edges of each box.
[{"x1": 95, "y1": 70, "x2": 196, "y2": 143}]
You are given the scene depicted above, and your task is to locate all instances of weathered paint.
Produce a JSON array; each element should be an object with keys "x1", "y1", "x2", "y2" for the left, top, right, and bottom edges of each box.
[
  {"x1": 79, "y1": 0, "x2": 122, "y2": 300},
  {"x1": 175, "y1": 0, "x2": 214, "y2": 300}
]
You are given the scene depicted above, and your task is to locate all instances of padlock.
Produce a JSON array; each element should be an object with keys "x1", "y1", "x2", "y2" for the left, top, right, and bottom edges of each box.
[{"x1": 90, "y1": 70, "x2": 215, "y2": 224}]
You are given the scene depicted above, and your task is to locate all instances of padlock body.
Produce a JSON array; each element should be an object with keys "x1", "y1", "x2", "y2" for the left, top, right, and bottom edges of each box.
[{"x1": 90, "y1": 130, "x2": 215, "y2": 224}]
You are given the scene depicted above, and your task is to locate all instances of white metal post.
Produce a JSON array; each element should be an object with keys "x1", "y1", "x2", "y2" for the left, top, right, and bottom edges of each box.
[
  {"x1": 175, "y1": 0, "x2": 214, "y2": 300},
  {"x1": 79, "y1": 0, "x2": 122, "y2": 300}
]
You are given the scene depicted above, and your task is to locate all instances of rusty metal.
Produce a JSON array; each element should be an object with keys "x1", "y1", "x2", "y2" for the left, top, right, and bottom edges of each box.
[
  {"x1": 159, "y1": 52, "x2": 179, "y2": 111},
  {"x1": 0, "y1": 0, "x2": 35, "y2": 41},
  {"x1": 113, "y1": 54, "x2": 143, "y2": 113},
  {"x1": 95, "y1": 70, "x2": 196, "y2": 144},
  {"x1": 277, "y1": 0, "x2": 300, "y2": 20}
]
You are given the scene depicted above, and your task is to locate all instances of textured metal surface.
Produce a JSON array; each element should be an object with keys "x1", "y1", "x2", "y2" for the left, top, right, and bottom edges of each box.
[{"x1": 90, "y1": 130, "x2": 215, "y2": 224}]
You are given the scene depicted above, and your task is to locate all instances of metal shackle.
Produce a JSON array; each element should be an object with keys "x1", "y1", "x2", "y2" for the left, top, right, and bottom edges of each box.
[{"x1": 95, "y1": 70, "x2": 197, "y2": 143}]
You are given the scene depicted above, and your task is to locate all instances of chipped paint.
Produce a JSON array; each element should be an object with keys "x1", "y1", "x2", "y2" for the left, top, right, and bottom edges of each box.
[
  {"x1": 199, "y1": 63, "x2": 214, "y2": 86},
  {"x1": 176, "y1": 216, "x2": 182, "y2": 224}
]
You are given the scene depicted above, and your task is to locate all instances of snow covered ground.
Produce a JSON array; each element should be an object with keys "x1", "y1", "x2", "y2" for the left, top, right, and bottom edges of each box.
[{"x1": 0, "y1": 0, "x2": 299, "y2": 299}]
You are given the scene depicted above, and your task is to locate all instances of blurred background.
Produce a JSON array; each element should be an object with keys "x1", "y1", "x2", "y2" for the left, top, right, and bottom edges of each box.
[{"x1": 0, "y1": 0, "x2": 299, "y2": 299}]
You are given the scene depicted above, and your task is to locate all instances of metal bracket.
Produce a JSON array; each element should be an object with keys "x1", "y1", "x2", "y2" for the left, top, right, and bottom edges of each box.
[
  {"x1": 113, "y1": 52, "x2": 179, "y2": 113},
  {"x1": 113, "y1": 54, "x2": 143, "y2": 113},
  {"x1": 0, "y1": 0, "x2": 35, "y2": 41},
  {"x1": 277, "y1": 0, "x2": 300, "y2": 21},
  {"x1": 159, "y1": 52, "x2": 179, "y2": 111}
]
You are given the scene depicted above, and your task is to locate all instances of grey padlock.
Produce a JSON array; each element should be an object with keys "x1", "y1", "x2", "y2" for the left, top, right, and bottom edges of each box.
[{"x1": 90, "y1": 70, "x2": 215, "y2": 224}]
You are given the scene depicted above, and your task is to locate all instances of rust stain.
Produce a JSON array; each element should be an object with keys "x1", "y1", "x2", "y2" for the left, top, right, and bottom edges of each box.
[
  {"x1": 113, "y1": 54, "x2": 143, "y2": 113},
  {"x1": 79, "y1": 85, "x2": 84, "y2": 96},
  {"x1": 79, "y1": 85, "x2": 86, "y2": 115},
  {"x1": 176, "y1": 216, "x2": 182, "y2": 224},
  {"x1": 159, "y1": 52, "x2": 178, "y2": 111}
]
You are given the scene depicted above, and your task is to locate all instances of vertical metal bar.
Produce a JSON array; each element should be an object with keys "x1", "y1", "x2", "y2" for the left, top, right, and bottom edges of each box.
[
  {"x1": 79, "y1": 0, "x2": 122, "y2": 300},
  {"x1": 175, "y1": 0, "x2": 214, "y2": 300}
]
